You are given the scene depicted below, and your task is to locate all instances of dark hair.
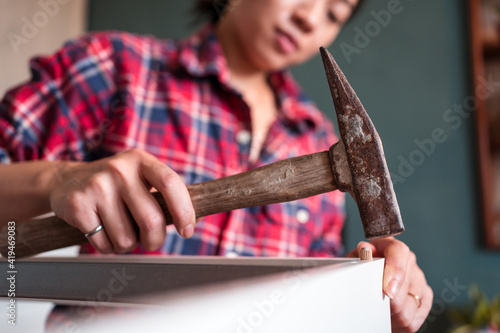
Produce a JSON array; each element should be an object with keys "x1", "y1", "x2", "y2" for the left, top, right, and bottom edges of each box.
[
  {"x1": 193, "y1": 0, "x2": 229, "y2": 24},
  {"x1": 194, "y1": 0, "x2": 364, "y2": 24}
]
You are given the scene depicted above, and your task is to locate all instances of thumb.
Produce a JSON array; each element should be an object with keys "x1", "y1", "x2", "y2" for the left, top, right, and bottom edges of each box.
[{"x1": 346, "y1": 241, "x2": 379, "y2": 258}]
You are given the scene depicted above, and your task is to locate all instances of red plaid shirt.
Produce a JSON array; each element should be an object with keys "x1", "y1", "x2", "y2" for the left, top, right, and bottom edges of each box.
[{"x1": 0, "y1": 25, "x2": 345, "y2": 257}]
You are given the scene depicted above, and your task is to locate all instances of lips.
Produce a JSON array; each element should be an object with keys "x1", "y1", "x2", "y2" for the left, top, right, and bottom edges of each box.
[{"x1": 275, "y1": 28, "x2": 299, "y2": 54}]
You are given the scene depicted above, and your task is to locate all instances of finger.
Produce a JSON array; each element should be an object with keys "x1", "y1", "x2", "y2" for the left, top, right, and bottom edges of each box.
[
  {"x1": 78, "y1": 210, "x2": 114, "y2": 254},
  {"x1": 391, "y1": 298, "x2": 417, "y2": 332},
  {"x1": 391, "y1": 276, "x2": 412, "y2": 320},
  {"x1": 392, "y1": 286, "x2": 431, "y2": 332},
  {"x1": 392, "y1": 251, "x2": 415, "y2": 312},
  {"x1": 140, "y1": 158, "x2": 195, "y2": 239},
  {"x1": 62, "y1": 191, "x2": 114, "y2": 254},
  {"x1": 122, "y1": 180, "x2": 166, "y2": 251},
  {"x1": 392, "y1": 253, "x2": 431, "y2": 332},
  {"x1": 96, "y1": 196, "x2": 138, "y2": 253},
  {"x1": 391, "y1": 255, "x2": 417, "y2": 331},
  {"x1": 371, "y1": 238, "x2": 410, "y2": 299},
  {"x1": 403, "y1": 266, "x2": 432, "y2": 332},
  {"x1": 409, "y1": 285, "x2": 433, "y2": 332}
]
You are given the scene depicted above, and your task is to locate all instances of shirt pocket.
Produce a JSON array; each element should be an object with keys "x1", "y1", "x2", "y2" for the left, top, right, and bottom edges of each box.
[{"x1": 258, "y1": 200, "x2": 318, "y2": 257}]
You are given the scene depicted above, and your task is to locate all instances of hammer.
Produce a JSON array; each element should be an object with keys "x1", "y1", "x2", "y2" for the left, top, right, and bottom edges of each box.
[{"x1": 0, "y1": 48, "x2": 404, "y2": 258}]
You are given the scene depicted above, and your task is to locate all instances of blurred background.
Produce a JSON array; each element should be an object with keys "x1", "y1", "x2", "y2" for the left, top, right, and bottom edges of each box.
[{"x1": 1, "y1": 0, "x2": 500, "y2": 332}]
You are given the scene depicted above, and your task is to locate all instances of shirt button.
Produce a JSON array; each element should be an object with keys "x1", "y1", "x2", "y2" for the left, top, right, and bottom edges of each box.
[
  {"x1": 225, "y1": 251, "x2": 238, "y2": 258},
  {"x1": 296, "y1": 209, "x2": 310, "y2": 224},
  {"x1": 236, "y1": 130, "x2": 252, "y2": 146}
]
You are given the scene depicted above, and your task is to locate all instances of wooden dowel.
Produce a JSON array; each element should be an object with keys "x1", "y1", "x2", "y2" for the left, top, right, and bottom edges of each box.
[{"x1": 360, "y1": 247, "x2": 373, "y2": 261}]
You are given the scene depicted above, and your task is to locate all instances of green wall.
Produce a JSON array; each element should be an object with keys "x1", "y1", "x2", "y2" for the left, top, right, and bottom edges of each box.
[{"x1": 88, "y1": 0, "x2": 500, "y2": 331}]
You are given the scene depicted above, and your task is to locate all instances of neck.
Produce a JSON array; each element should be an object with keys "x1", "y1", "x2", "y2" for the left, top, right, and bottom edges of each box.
[
  {"x1": 214, "y1": 22, "x2": 268, "y2": 89},
  {"x1": 214, "y1": 22, "x2": 278, "y2": 163}
]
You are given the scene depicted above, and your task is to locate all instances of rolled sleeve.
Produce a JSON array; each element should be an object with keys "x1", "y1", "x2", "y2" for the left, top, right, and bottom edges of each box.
[{"x1": 0, "y1": 33, "x2": 117, "y2": 163}]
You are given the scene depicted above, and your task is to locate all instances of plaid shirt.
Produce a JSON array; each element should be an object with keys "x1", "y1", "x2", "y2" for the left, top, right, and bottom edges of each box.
[{"x1": 0, "y1": 25, "x2": 345, "y2": 258}]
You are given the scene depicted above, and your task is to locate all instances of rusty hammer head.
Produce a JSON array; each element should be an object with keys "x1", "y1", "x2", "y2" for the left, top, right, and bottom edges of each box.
[{"x1": 320, "y1": 47, "x2": 404, "y2": 239}]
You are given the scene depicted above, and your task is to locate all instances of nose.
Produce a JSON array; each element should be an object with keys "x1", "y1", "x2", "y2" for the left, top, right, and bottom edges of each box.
[{"x1": 291, "y1": 0, "x2": 327, "y2": 33}]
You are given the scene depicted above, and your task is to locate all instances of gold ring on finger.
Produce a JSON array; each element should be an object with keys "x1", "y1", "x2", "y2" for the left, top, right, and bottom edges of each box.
[{"x1": 408, "y1": 292, "x2": 422, "y2": 308}]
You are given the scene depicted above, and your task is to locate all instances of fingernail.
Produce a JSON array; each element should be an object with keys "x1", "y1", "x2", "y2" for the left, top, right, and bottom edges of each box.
[
  {"x1": 385, "y1": 279, "x2": 398, "y2": 300},
  {"x1": 182, "y1": 224, "x2": 194, "y2": 239}
]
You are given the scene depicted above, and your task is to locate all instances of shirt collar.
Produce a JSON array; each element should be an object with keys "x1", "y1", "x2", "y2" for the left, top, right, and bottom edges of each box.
[
  {"x1": 178, "y1": 24, "x2": 231, "y2": 85},
  {"x1": 268, "y1": 70, "x2": 324, "y2": 131},
  {"x1": 178, "y1": 25, "x2": 324, "y2": 132}
]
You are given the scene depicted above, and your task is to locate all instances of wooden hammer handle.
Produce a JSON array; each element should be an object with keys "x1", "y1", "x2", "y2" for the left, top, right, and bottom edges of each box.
[{"x1": 0, "y1": 151, "x2": 337, "y2": 258}]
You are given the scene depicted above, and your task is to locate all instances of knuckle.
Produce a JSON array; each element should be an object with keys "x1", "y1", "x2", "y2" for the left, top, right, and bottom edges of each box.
[
  {"x1": 114, "y1": 236, "x2": 137, "y2": 254},
  {"x1": 86, "y1": 174, "x2": 107, "y2": 192},
  {"x1": 139, "y1": 220, "x2": 166, "y2": 251},
  {"x1": 173, "y1": 209, "x2": 195, "y2": 228},
  {"x1": 427, "y1": 285, "x2": 434, "y2": 300},
  {"x1": 65, "y1": 191, "x2": 80, "y2": 209},
  {"x1": 398, "y1": 241, "x2": 410, "y2": 257},
  {"x1": 423, "y1": 286, "x2": 434, "y2": 312},
  {"x1": 389, "y1": 238, "x2": 410, "y2": 255},
  {"x1": 64, "y1": 191, "x2": 86, "y2": 219},
  {"x1": 140, "y1": 214, "x2": 165, "y2": 233},
  {"x1": 158, "y1": 171, "x2": 181, "y2": 190},
  {"x1": 416, "y1": 266, "x2": 426, "y2": 283},
  {"x1": 105, "y1": 158, "x2": 130, "y2": 181},
  {"x1": 125, "y1": 148, "x2": 150, "y2": 162},
  {"x1": 128, "y1": 147, "x2": 146, "y2": 157},
  {"x1": 409, "y1": 251, "x2": 417, "y2": 264},
  {"x1": 94, "y1": 241, "x2": 113, "y2": 254}
]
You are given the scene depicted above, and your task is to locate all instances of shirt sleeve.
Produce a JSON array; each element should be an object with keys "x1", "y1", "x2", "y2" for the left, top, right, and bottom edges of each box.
[{"x1": 0, "y1": 33, "x2": 117, "y2": 164}]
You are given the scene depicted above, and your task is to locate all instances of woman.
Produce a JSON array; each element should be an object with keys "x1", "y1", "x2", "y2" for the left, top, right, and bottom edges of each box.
[{"x1": 0, "y1": 0, "x2": 432, "y2": 331}]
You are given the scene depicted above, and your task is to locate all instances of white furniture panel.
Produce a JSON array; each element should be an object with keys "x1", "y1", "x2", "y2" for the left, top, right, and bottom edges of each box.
[{"x1": 0, "y1": 256, "x2": 390, "y2": 332}]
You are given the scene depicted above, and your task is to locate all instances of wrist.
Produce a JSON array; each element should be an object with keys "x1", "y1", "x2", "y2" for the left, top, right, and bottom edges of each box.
[{"x1": 38, "y1": 160, "x2": 85, "y2": 210}]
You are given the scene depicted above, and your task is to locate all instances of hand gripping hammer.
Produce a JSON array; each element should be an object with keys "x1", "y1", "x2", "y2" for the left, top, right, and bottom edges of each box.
[{"x1": 0, "y1": 48, "x2": 404, "y2": 258}]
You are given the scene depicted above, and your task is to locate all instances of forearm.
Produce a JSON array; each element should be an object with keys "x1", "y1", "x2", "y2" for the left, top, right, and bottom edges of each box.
[{"x1": 0, "y1": 160, "x2": 82, "y2": 224}]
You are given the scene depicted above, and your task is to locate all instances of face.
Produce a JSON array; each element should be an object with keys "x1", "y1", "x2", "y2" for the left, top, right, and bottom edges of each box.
[{"x1": 218, "y1": 0, "x2": 359, "y2": 72}]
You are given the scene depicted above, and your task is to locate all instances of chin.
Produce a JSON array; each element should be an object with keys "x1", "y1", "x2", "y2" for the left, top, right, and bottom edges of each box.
[
  {"x1": 254, "y1": 53, "x2": 298, "y2": 72},
  {"x1": 248, "y1": 41, "x2": 313, "y2": 72},
  {"x1": 267, "y1": 49, "x2": 317, "y2": 71}
]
